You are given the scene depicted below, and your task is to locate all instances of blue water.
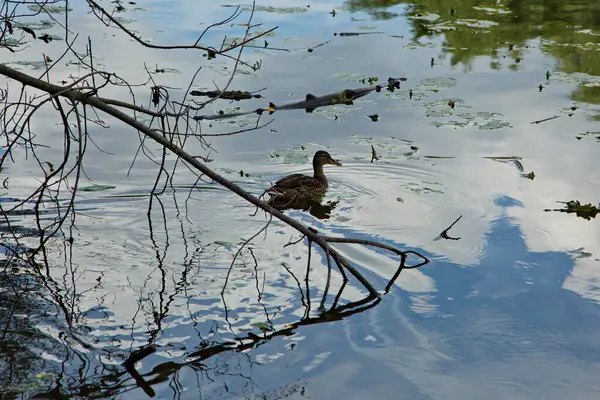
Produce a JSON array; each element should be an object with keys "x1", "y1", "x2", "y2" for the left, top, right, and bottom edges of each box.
[{"x1": 2, "y1": 0, "x2": 600, "y2": 399}]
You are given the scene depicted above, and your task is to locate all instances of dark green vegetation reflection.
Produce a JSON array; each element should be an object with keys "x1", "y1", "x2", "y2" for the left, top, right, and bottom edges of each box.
[{"x1": 347, "y1": 0, "x2": 600, "y2": 103}]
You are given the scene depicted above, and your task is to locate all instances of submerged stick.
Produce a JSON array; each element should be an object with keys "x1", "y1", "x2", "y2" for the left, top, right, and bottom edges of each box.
[{"x1": 193, "y1": 77, "x2": 407, "y2": 121}]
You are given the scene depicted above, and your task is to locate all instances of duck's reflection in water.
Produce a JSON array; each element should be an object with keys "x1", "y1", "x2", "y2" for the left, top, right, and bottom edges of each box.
[{"x1": 268, "y1": 196, "x2": 339, "y2": 220}]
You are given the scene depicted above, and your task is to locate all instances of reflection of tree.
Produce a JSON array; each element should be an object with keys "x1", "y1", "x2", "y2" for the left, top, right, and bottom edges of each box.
[
  {"x1": 345, "y1": 0, "x2": 405, "y2": 20},
  {"x1": 1, "y1": 1, "x2": 433, "y2": 398},
  {"x1": 0, "y1": 264, "x2": 85, "y2": 398},
  {"x1": 346, "y1": 0, "x2": 600, "y2": 102},
  {"x1": 30, "y1": 242, "x2": 427, "y2": 399}
]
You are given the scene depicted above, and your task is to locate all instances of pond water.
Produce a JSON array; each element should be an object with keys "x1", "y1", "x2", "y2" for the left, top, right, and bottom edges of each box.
[{"x1": 2, "y1": 0, "x2": 600, "y2": 398}]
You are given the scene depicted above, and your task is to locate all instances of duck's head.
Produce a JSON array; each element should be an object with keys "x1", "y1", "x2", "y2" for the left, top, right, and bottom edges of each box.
[{"x1": 313, "y1": 150, "x2": 342, "y2": 167}]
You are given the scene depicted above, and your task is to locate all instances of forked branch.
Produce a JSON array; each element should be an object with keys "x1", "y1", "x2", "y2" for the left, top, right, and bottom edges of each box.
[{"x1": 0, "y1": 62, "x2": 429, "y2": 296}]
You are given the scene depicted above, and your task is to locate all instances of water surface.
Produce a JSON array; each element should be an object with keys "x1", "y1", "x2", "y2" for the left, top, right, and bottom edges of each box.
[{"x1": 2, "y1": 0, "x2": 600, "y2": 399}]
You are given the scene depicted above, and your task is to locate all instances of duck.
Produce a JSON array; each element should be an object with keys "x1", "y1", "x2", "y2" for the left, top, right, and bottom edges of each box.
[{"x1": 266, "y1": 150, "x2": 342, "y2": 207}]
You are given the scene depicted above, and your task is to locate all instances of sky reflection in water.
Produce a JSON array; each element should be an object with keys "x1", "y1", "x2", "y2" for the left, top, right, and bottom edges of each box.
[{"x1": 2, "y1": 0, "x2": 600, "y2": 398}]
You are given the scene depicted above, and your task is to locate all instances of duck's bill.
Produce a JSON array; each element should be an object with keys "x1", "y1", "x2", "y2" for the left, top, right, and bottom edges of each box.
[{"x1": 330, "y1": 159, "x2": 342, "y2": 166}]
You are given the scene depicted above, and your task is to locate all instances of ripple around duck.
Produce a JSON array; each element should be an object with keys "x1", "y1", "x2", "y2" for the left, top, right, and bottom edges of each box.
[
  {"x1": 317, "y1": 162, "x2": 448, "y2": 241},
  {"x1": 327, "y1": 159, "x2": 505, "y2": 266},
  {"x1": 328, "y1": 162, "x2": 437, "y2": 196},
  {"x1": 222, "y1": 156, "x2": 499, "y2": 267}
]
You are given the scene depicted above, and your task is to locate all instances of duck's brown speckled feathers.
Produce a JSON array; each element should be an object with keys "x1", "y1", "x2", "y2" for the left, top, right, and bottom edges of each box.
[{"x1": 267, "y1": 151, "x2": 342, "y2": 205}]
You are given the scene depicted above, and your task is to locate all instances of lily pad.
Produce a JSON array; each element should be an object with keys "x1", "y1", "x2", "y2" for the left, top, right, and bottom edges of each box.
[
  {"x1": 79, "y1": 184, "x2": 116, "y2": 192},
  {"x1": 222, "y1": 4, "x2": 308, "y2": 14},
  {"x1": 420, "y1": 77, "x2": 458, "y2": 89},
  {"x1": 213, "y1": 241, "x2": 234, "y2": 247},
  {"x1": 28, "y1": 5, "x2": 72, "y2": 13},
  {"x1": 476, "y1": 119, "x2": 512, "y2": 130},
  {"x1": 270, "y1": 146, "x2": 309, "y2": 164},
  {"x1": 409, "y1": 12, "x2": 441, "y2": 22},
  {"x1": 453, "y1": 19, "x2": 499, "y2": 29},
  {"x1": 8, "y1": 61, "x2": 48, "y2": 71},
  {"x1": 403, "y1": 41, "x2": 437, "y2": 49},
  {"x1": 404, "y1": 181, "x2": 445, "y2": 195},
  {"x1": 430, "y1": 120, "x2": 468, "y2": 128},
  {"x1": 473, "y1": 6, "x2": 512, "y2": 15}
]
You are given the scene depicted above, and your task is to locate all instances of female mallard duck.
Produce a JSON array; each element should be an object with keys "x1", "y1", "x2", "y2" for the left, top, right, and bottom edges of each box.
[{"x1": 267, "y1": 150, "x2": 342, "y2": 206}]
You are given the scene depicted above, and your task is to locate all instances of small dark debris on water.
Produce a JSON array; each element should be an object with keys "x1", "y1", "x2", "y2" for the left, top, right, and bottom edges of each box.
[
  {"x1": 436, "y1": 215, "x2": 463, "y2": 241},
  {"x1": 370, "y1": 145, "x2": 379, "y2": 163},
  {"x1": 448, "y1": 100, "x2": 456, "y2": 109},
  {"x1": 521, "y1": 171, "x2": 535, "y2": 180},
  {"x1": 575, "y1": 131, "x2": 600, "y2": 141},
  {"x1": 189, "y1": 90, "x2": 262, "y2": 101},
  {"x1": 367, "y1": 114, "x2": 379, "y2": 122},
  {"x1": 410, "y1": 145, "x2": 419, "y2": 151},
  {"x1": 334, "y1": 32, "x2": 384, "y2": 37},
  {"x1": 39, "y1": 33, "x2": 53, "y2": 43},
  {"x1": 538, "y1": 84, "x2": 544, "y2": 92},
  {"x1": 20, "y1": 27, "x2": 35, "y2": 39},
  {"x1": 360, "y1": 77, "x2": 379, "y2": 85},
  {"x1": 151, "y1": 86, "x2": 160, "y2": 107},
  {"x1": 513, "y1": 159, "x2": 524, "y2": 172},
  {"x1": 387, "y1": 77, "x2": 404, "y2": 91},
  {"x1": 544, "y1": 200, "x2": 600, "y2": 221},
  {"x1": 571, "y1": 105, "x2": 578, "y2": 111},
  {"x1": 530, "y1": 115, "x2": 560, "y2": 124},
  {"x1": 307, "y1": 40, "x2": 330, "y2": 52}
]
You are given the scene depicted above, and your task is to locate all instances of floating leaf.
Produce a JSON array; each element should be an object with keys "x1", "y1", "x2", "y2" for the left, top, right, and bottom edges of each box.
[
  {"x1": 43, "y1": 161, "x2": 54, "y2": 172},
  {"x1": 521, "y1": 171, "x2": 535, "y2": 180},
  {"x1": 20, "y1": 26, "x2": 36, "y2": 39},
  {"x1": 544, "y1": 200, "x2": 600, "y2": 220}
]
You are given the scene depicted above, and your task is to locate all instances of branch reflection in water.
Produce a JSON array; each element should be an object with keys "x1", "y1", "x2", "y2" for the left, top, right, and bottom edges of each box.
[{"x1": 29, "y1": 240, "x2": 426, "y2": 398}]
